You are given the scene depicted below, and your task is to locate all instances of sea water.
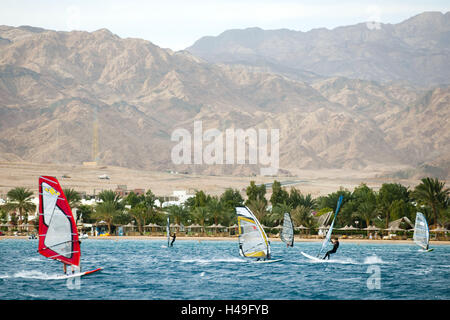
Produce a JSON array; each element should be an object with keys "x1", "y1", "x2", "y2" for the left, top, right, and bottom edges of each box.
[{"x1": 0, "y1": 239, "x2": 449, "y2": 300}]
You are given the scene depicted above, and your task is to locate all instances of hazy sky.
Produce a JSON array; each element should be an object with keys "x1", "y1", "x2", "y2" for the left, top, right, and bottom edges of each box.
[{"x1": 1, "y1": 0, "x2": 449, "y2": 50}]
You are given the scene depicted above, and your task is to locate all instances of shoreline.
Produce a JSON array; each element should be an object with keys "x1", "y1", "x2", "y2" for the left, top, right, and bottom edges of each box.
[{"x1": 2, "y1": 235, "x2": 450, "y2": 245}]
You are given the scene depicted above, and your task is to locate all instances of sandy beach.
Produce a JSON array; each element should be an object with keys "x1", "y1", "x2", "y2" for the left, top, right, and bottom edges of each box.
[{"x1": 2, "y1": 235, "x2": 449, "y2": 245}]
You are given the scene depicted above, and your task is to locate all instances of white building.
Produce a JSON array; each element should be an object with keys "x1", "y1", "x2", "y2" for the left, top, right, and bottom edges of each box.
[{"x1": 155, "y1": 190, "x2": 194, "y2": 208}]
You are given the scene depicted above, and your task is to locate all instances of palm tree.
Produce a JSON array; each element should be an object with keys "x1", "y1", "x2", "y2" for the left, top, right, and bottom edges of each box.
[
  {"x1": 128, "y1": 203, "x2": 151, "y2": 235},
  {"x1": 63, "y1": 188, "x2": 81, "y2": 221},
  {"x1": 192, "y1": 206, "x2": 209, "y2": 234},
  {"x1": 166, "y1": 205, "x2": 189, "y2": 225},
  {"x1": 246, "y1": 199, "x2": 269, "y2": 225},
  {"x1": 220, "y1": 206, "x2": 236, "y2": 228},
  {"x1": 293, "y1": 192, "x2": 316, "y2": 210},
  {"x1": 157, "y1": 197, "x2": 166, "y2": 211},
  {"x1": 353, "y1": 202, "x2": 378, "y2": 234},
  {"x1": 207, "y1": 197, "x2": 223, "y2": 225},
  {"x1": 377, "y1": 183, "x2": 409, "y2": 228},
  {"x1": 5, "y1": 187, "x2": 36, "y2": 226},
  {"x1": 93, "y1": 201, "x2": 120, "y2": 234},
  {"x1": 98, "y1": 190, "x2": 122, "y2": 208},
  {"x1": 63, "y1": 188, "x2": 81, "y2": 208},
  {"x1": 291, "y1": 205, "x2": 316, "y2": 234},
  {"x1": 270, "y1": 203, "x2": 292, "y2": 226},
  {"x1": 412, "y1": 177, "x2": 450, "y2": 228},
  {"x1": 94, "y1": 190, "x2": 124, "y2": 233}
]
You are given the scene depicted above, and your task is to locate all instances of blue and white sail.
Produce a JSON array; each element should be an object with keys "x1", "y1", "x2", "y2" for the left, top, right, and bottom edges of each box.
[
  {"x1": 318, "y1": 195, "x2": 343, "y2": 257},
  {"x1": 413, "y1": 212, "x2": 430, "y2": 250}
]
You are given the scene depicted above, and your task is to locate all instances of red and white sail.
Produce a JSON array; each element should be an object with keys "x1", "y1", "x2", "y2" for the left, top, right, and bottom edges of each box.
[{"x1": 38, "y1": 176, "x2": 80, "y2": 266}]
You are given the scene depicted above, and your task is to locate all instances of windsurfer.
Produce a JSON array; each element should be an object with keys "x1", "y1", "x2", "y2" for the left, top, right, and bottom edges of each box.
[
  {"x1": 323, "y1": 237, "x2": 339, "y2": 260},
  {"x1": 267, "y1": 242, "x2": 271, "y2": 260},
  {"x1": 170, "y1": 233, "x2": 176, "y2": 247}
]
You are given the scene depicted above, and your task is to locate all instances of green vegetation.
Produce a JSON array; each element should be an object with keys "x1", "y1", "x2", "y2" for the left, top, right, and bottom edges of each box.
[
  {"x1": 412, "y1": 177, "x2": 450, "y2": 228},
  {"x1": 4, "y1": 187, "x2": 36, "y2": 226},
  {"x1": 0, "y1": 177, "x2": 448, "y2": 238}
]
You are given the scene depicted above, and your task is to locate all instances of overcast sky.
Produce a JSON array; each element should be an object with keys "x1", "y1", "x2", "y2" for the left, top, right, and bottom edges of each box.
[{"x1": 1, "y1": 0, "x2": 449, "y2": 50}]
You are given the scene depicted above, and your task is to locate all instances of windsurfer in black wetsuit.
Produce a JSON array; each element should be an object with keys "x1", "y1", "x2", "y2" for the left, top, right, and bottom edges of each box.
[
  {"x1": 266, "y1": 242, "x2": 271, "y2": 261},
  {"x1": 170, "y1": 233, "x2": 176, "y2": 247},
  {"x1": 323, "y1": 238, "x2": 339, "y2": 260}
]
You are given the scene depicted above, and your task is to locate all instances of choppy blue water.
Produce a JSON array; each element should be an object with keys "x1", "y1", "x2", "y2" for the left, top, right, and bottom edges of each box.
[{"x1": 1, "y1": 239, "x2": 449, "y2": 300}]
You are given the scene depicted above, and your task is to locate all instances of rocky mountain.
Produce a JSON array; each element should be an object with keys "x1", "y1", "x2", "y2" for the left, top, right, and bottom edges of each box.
[
  {"x1": 0, "y1": 17, "x2": 449, "y2": 178},
  {"x1": 187, "y1": 12, "x2": 450, "y2": 87}
]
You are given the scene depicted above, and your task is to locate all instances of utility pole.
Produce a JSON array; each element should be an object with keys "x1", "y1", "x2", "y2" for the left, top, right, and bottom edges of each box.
[{"x1": 92, "y1": 106, "x2": 99, "y2": 164}]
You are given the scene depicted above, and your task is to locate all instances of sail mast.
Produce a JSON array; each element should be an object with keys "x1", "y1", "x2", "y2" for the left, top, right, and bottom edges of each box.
[
  {"x1": 318, "y1": 195, "x2": 343, "y2": 257},
  {"x1": 166, "y1": 216, "x2": 170, "y2": 247}
]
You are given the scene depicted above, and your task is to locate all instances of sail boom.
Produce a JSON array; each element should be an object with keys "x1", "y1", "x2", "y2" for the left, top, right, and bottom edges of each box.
[
  {"x1": 166, "y1": 217, "x2": 170, "y2": 247},
  {"x1": 44, "y1": 251, "x2": 81, "y2": 261}
]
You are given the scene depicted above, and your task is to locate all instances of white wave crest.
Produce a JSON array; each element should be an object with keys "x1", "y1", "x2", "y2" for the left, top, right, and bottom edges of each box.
[
  {"x1": 363, "y1": 255, "x2": 386, "y2": 264},
  {"x1": 13, "y1": 270, "x2": 63, "y2": 280},
  {"x1": 178, "y1": 257, "x2": 245, "y2": 264}
]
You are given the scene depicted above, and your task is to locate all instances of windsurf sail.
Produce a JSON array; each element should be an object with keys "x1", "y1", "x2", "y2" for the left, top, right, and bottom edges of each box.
[
  {"x1": 280, "y1": 212, "x2": 294, "y2": 247},
  {"x1": 38, "y1": 176, "x2": 80, "y2": 266},
  {"x1": 236, "y1": 206, "x2": 270, "y2": 259},
  {"x1": 166, "y1": 216, "x2": 170, "y2": 247},
  {"x1": 318, "y1": 195, "x2": 343, "y2": 257},
  {"x1": 413, "y1": 212, "x2": 429, "y2": 250}
]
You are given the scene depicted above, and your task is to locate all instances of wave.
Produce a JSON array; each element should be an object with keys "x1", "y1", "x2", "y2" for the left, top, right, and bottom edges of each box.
[
  {"x1": 407, "y1": 267, "x2": 433, "y2": 276},
  {"x1": 333, "y1": 277, "x2": 363, "y2": 283},
  {"x1": 363, "y1": 255, "x2": 387, "y2": 264},
  {"x1": 26, "y1": 257, "x2": 43, "y2": 262},
  {"x1": 305, "y1": 255, "x2": 388, "y2": 265},
  {"x1": 321, "y1": 258, "x2": 359, "y2": 264},
  {"x1": 11, "y1": 270, "x2": 64, "y2": 280},
  {"x1": 177, "y1": 257, "x2": 246, "y2": 264}
]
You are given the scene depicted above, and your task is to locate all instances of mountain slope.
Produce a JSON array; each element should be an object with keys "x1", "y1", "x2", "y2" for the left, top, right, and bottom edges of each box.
[
  {"x1": 187, "y1": 12, "x2": 450, "y2": 86},
  {"x1": 0, "y1": 23, "x2": 448, "y2": 177}
]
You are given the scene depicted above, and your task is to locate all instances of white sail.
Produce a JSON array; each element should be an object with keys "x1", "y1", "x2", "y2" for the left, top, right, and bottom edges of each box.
[
  {"x1": 236, "y1": 207, "x2": 270, "y2": 259},
  {"x1": 280, "y1": 212, "x2": 294, "y2": 247},
  {"x1": 413, "y1": 212, "x2": 429, "y2": 250}
]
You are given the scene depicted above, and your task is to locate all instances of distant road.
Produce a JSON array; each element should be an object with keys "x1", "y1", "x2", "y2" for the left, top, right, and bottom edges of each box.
[{"x1": 259, "y1": 180, "x2": 309, "y2": 189}]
